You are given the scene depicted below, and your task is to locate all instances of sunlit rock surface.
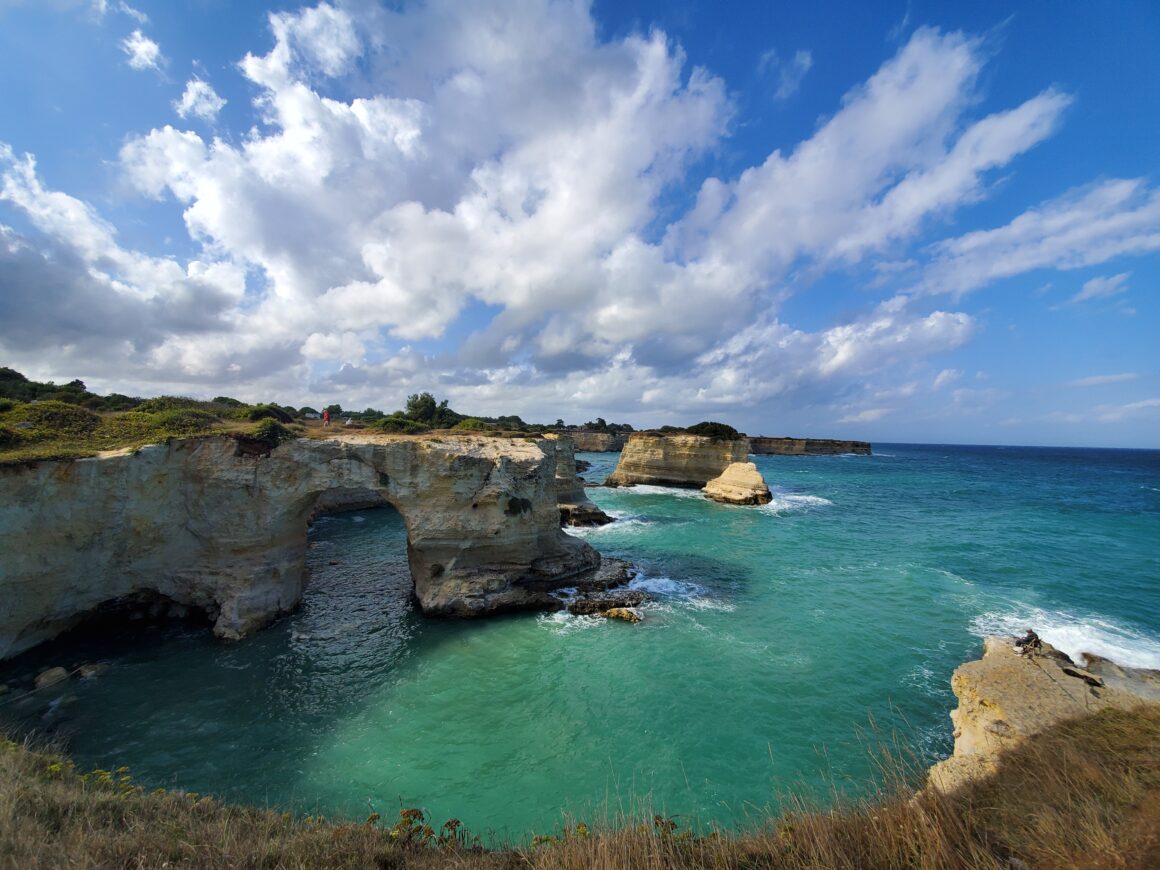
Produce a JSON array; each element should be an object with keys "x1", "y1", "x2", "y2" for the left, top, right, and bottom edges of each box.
[
  {"x1": 0, "y1": 432, "x2": 600, "y2": 660},
  {"x1": 545, "y1": 433, "x2": 613, "y2": 526},
  {"x1": 702, "y1": 462, "x2": 773, "y2": 505},
  {"x1": 927, "y1": 635, "x2": 1160, "y2": 792},
  {"x1": 605, "y1": 433, "x2": 750, "y2": 489}
]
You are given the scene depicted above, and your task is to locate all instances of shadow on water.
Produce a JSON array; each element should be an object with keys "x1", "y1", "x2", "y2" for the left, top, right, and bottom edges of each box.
[{"x1": 0, "y1": 503, "x2": 478, "y2": 812}]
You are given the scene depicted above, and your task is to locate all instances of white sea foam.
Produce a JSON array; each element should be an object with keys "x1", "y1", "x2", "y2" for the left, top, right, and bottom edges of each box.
[
  {"x1": 628, "y1": 573, "x2": 704, "y2": 597},
  {"x1": 351, "y1": 515, "x2": 366, "y2": 523},
  {"x1": 621, "y1": 485, "x2": 704, "y2": 499},
  {"x1": 538, "y1": 611, "x2": 604, "y2": 634},
  {"x1": 758, "y1": 492, "x2": 834, "y2": 515},
  {"x1": 971, "y1": 607, "x2": 1160, "y2": 670}
]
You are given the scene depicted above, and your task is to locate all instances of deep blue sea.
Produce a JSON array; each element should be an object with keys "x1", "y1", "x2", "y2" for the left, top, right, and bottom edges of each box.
[{"x1": 2, "y1": 443, "x2": 1158, "y2": 841}]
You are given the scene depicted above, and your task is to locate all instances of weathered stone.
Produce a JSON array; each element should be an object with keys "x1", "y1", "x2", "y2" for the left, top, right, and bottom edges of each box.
[
  {"x1": 702, "y1": 462, "x2": 772, "y2": 505},
  {"x1": 606, "y1": 433, "x2": 749, "y2": 488},
  {"x1": 567, "y1": 590, "x2": 647, "y2": 616},
  {"x1": 0, "y1": 432, "x2": 601, "y2": 659},
  {"x1": 568, "y1": 432, "x2": 628, "y2": 452},
  {"x1": 34, "y1": 667, "x2": 69, "y2": 689},
  {"x1": 748, "y1": 437, "x2": 871, "y2": 456},
  {"x1": 602, "y1": 607, "x2": 642, "y2": 623},
  {"x1": 927, "y1": 636, "x2": 1160, "y2": 793},
  {"x1": 545, "y1": 433, "x2": 613, "y2": 527},
  {"x1": 78, "y1": 663, "x2": 110, "y2": 680}
]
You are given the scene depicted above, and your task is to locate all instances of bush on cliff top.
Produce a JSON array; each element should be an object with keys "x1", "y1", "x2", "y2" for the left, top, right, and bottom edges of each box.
[{"x1": 686, "y1": 421, "x2": 742, "y2": 440}]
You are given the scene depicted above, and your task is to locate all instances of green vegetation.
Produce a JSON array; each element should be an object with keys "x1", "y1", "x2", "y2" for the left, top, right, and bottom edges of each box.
[
  {"x1": 2, "y1": 705, "x2": 1158, "y2": 868},
  {"x1": 686, "y1": 420, "x2": 742, "y2": 439}
]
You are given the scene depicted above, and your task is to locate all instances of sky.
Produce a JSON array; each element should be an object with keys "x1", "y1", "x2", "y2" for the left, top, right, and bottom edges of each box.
[{"x1": 0, "y1": 1, "x2": 1157, "y2": 447}]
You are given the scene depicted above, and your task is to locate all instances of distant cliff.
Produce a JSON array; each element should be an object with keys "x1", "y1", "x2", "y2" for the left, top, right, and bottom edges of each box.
[
  {"x1": 0, "y1": 432, "x2": 603, "y2": 660},
  {"x1": 568, "y1": 431, "x2": 628, "y2": 452},
  {"x1": 749, "y1": 437, "x2": 871, "y2": 456}
]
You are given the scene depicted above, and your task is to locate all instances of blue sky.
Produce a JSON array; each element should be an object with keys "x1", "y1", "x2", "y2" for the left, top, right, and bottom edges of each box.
[{"x1": 0, "y1": 0, "x2": 1157, "y2": 447}]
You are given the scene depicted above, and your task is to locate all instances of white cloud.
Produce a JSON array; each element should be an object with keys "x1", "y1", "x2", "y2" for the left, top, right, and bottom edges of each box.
[
  {"x1": 758, "y1": 48, "x2": 813, "y2": 100},
  {"x1": 838, "y1": 407, "x2": 890, "y2": 423},
  {"x1": 933, "y1": 368, "x2": 962, "y2": 389},
  {"x1": 1096, "y1": 398, "x2": 1160, "y2": 422},
  {"x1": 1070, "y1": 272, "x2": 1129, "y2": 304},
  {"x1": 121, "y1": 28, "x2": 163, "y2": 71},
  {"x1": 174, "y1": 79, "x2": 226, "y2": 121},
  {"x1": 920, "y1": 181, "x2": 1160, "y2": 298},
  {"x1": 1069, "y1": 372, "x2": 1137, "y2": 388}
]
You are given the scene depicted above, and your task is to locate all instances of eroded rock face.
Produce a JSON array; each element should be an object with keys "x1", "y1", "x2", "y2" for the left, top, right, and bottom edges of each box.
[
  {"x1": 703, "y1": 462, "x2": 772, "y2": 505},
  {"x1": 605, "y1": 433, "x2": 749, "y2": 488},
  {"x1": 568, "y1": 432, "x2": 628, "y2": 452},
  {"x1": 546, "y1": 434, "x2": 613, "y2": 526},
  {"x1": 0, "y1": 433, "x2": 600, "y2": 660},
  {"x1": 927, "y1": 636, "x2": 1160, "y2": 792},
  {"x1": 749, "y1": 437, "x2": 871, "y2": 455}
]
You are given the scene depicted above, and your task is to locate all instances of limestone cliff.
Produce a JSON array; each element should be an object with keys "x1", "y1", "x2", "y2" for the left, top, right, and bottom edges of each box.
[
  {"x1": 605, "y1": 433, "x2": 749, "y2": 488},
  {"x1": 568, "y1": 431, "x2": 628, "y2": 452},
  {"x1": 545, "y1": 434, "x2": 613, "y2": 526},
  {"x1": 928, "y1": 636, "x2": 1160, "y2": 792},
  {"x1": 0, "y1": 432, "x2": 601, "y2": 660},
  {"x1": 702, "y1": 462, "x2": 772, "y2": 505},
  {"x1": 749, "y1": 437, "x2": 871, "y2": 456}
]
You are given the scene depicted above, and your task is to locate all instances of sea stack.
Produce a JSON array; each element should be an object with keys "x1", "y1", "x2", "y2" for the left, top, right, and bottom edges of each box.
[
  {"x1": 545, "y1": 433, "x2": 613, "y2": 526},
  {"x1": 605, "y1": 432, "x2": 750, "y2": 488},
  {"x1": 702, "y1": 461, "x2": 773, "y2": 505}
]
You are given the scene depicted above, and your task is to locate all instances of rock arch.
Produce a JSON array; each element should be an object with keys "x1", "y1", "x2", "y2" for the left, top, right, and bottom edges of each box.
[{"x1": 0, "y1": 433, "x2": 599, "y2": 660}]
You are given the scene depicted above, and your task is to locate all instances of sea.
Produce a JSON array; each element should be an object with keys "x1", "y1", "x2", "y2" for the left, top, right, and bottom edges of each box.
[{"x1": 2, "y1": 443, "x2": 1158, "y2": 841}]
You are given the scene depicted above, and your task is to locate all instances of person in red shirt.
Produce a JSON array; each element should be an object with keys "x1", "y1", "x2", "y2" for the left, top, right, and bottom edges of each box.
[{"x1": 322, "y1": 409, "x2": 331, "y2": 427}]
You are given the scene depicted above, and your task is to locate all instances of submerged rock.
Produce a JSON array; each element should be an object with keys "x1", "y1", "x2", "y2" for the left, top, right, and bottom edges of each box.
[
  {"x1": 602, "y1": 607, "x2": 642, "y2": 623},
  {"x1": 34, "y1": 667, "x2": 69, "y2": 689},
  {"x1": 567, "y1": 589, "x2": 647, "y2": 616},
  {"x1": 702, "y1": 462, "x2": 772, "y2": 505},
  {"x1": 77, "y1": 662, "x2": 109, "y2": 680}
]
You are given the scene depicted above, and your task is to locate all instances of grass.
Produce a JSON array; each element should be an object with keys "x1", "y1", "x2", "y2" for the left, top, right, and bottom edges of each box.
[
  {"x1": 0, "y1": 400, "x2": 307, "y2": 466},
  {"x1": 2, "y1": 705, "x2": 1158, "y2": 869}
]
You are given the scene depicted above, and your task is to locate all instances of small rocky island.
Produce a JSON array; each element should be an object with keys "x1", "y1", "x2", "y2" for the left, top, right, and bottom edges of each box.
[{"x1": 605, "y1": 431, "x2": 773, "y2": 505}]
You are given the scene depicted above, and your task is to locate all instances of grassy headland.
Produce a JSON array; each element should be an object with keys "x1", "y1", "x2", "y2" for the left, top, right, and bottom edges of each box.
[{"x1": 2, "y1": 705, "x2": 1158, "y2": 868}]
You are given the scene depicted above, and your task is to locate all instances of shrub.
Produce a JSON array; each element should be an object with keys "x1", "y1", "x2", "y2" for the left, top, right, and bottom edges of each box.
[
  {"x1": 453, "y1": 418, "x2": 491, "y2": 431},
  {"x1": 148, "y1": 409, "x2": 220, "y2": 434},
  {"x1": 685, "y1": 421, "x2": 741, "y2": 439},
  {"x1": 252, "y1": 417, "x2": 293, "y2": 445},
  {"x1": 0, "y1": 423, "x2": 25, "y2": 449},
  {"x1": 10, "y1": 401, "x2": 102, "y2": 437},
  {"x1": 0, "y1": 398, "x2": 13, "y2": 413},
  {"x1": 134, "y1": 396, "x2": 207, "y2": 414},
  {"x1": 246, "y1": 404, "x2": 294, "y2": 424},
  {"x1": 378, "y1": 416, "x2": 429, "y2": 434}
]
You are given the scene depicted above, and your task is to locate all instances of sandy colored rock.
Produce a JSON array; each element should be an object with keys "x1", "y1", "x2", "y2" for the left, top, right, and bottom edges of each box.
[
  {"x1": 606, "y1": 433, "x2": 749, "y2": 488},
  {"x1": 0, "y1": 432, "x2": 601, "y2": 660},
  {"x1": 568, "y1": 432, "x2": 628, "y2": 452},
  {"x1": 927, "y1": 636, "x2": 1160, "y2": 792},
  {"x1": 602, "y1": 607, "x2": 642, "y2": 623},
  {"x1": 749, "y1": 437, "x2": 871, "y2": 455},
  {"x1": 545, "y1": 434, "x2": 613, "y2": 526},
  {"x1": 702, "y1": 462, "x2": 772, "y2": 505},
  {"x1": 34, "y1": 667, "x2": 69, "y2": 689}
]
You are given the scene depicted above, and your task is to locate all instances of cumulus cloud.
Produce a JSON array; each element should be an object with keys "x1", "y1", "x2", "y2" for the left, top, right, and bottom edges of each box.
[
  {"x1": 121, "y1": 28, "x2": 162, "y2": 70},
  {"x1": 174, "y1": 79, "x2": 226, "y2": 121},
  {"x1": 6, "y1": 5, "x2": 1139, "y2": 420},
  {"x1": 1096, "y1": 398, "x2": 1160, "y2": 422}
]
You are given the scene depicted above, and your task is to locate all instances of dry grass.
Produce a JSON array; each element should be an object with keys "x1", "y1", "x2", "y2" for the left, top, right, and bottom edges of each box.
[{"x1": 3, "y1": 705, "x2": 1159, "y2": 869}]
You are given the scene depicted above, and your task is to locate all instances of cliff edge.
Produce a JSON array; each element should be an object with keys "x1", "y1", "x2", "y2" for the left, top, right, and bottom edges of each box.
[
  {"x1": 0, "y1": 432, "x2": 602, "y2": 660},
  {"x1": 928, "y1": 634, "x2": 1160, "y2": 792},
  {"x1": 605, "y1": 432, "x2": 750, "y2": 488}
]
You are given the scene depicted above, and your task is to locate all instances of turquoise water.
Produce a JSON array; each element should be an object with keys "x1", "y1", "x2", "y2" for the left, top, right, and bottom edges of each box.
[{"x1": 3, "y1": 444, "x2": 1159, "y2": 841}]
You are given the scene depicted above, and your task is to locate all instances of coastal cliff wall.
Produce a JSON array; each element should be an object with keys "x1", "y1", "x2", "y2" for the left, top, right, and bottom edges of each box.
[
  {"x1": 749, "y1": 437, "x2": 871, "y2": 455},
  {"x1": 568, "y1": 432, "x2": 628, "y2": 452},
  {"x1": 0, "y1": 433, "x2": 599, "y2": 660},
  {"x1": 606, "y1": 433, "x2": 750, "y2": 488},
  {"x1": 545, "y1": 434, "x2": 612, "y2": 526}
]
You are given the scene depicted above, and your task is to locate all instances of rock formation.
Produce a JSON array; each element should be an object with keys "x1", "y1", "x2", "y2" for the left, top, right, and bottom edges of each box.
[
  {"x1": 702, "y1": 462, "x2": 773, "y2": 505},
  {"x1": 748, "y1": 437, "x2": 871, "y2": 455},
  {"x1": 605, "y1": 433, "x2": 750, "y2": 488},
  {"x1": 927, "y1": 635, "x2": 1160, "y2": 792},
  {"x1": 568, "y1": 431, "x2": 628, "y2": 452},
  {"x1": 544, "y1": 434, "x2": 613, "y2": 526},
  {"x1": 0, "y1": 432, "x2": 604, "y2": 660}
]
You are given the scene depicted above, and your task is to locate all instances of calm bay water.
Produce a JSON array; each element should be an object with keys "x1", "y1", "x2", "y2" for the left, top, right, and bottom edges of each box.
[{"x1": 3, "y1": 443, "x2": 1159, "y2": 840}]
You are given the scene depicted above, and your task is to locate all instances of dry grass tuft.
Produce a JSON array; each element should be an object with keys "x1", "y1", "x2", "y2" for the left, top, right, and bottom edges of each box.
[{"x1": 3, "y1": 705, "x2": 1159, "y2": 869}]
